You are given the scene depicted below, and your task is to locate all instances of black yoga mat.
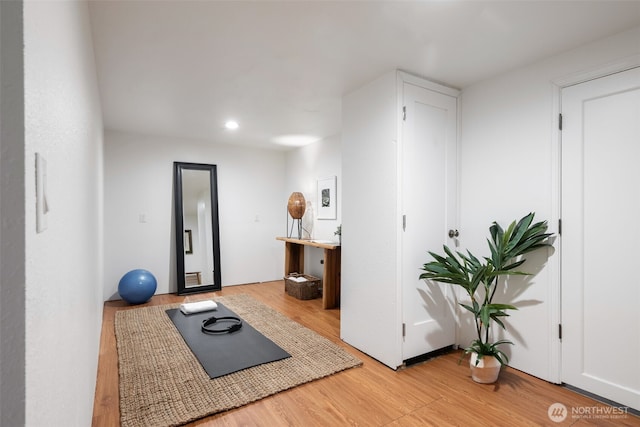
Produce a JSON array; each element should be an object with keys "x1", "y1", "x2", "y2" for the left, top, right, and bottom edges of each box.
[{"x1": 166, "y1": 303, "x2": 291, "y2": 379}]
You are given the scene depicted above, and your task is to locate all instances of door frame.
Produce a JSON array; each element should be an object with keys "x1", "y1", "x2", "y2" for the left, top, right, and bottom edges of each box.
[{"x1": 550, "y1": 54, "x2": 640, "y2": 384}]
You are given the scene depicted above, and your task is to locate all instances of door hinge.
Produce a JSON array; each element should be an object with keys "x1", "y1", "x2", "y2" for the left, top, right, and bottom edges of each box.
[
  {"x1": 402, "y1": 323, "x2": 406, "y2": 337},
  {"x1": 558, "y1": 218, "x2": 562, "y2": 236},
  {"x1": 558, "y1": 113, "x2": 563, "y2": 131},
  {"x1": 558, "y1": 324, "x2": 562, "y2": 340},
  {"x1": 402, "y1": 215, "x2": 406, "y2": 231},
  {"x1": 402, "y1": 106, "x2": 406, "y2": 121}
]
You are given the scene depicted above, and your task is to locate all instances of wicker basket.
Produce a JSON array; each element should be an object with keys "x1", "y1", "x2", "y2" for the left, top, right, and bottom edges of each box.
[{"x1": 284, "y1": 273, "x2": 321, "y2": 300}]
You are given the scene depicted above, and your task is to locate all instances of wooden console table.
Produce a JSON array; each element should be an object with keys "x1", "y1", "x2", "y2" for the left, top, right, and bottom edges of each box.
[{"x1": 276, "y1": 237, "x2": 341, "y2": 309}]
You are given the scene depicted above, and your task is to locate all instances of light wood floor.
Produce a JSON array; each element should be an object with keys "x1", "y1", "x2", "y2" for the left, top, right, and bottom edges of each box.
[{"x1": 92, "y1": 281, "x2": 640, "y2": 426}]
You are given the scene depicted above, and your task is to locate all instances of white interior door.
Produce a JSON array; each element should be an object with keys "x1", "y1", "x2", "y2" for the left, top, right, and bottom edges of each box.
[
  {"x1": 401, "y1": 82, "x2": 457, "y2": 361},
  {"x1": 561, "y1": 67, "x2": 640, "y2": 410}
]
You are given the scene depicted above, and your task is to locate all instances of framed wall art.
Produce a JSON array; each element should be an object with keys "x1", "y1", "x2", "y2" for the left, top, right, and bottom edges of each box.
[
  {"x1": 184, "y1": 229, "x2": 193, "y2": 254},
  {"x1": 317, "y1": 176, "x2": 337, "y2": 220}
]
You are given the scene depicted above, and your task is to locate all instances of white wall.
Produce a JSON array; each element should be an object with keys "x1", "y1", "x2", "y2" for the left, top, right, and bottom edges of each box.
[
  {"x1": 458, "y1": 25, "x2": 640, "y2": 382},
  {"x1": 23, "y1": 1, "x2": 104, "y2": 425},
  {"x1": 0, "y1": 1, "x2": 26, "y2": 425},
  {"x1": 284, "y1": 135, "x2": 342, "y2": 278},
  {"x1": 341, "y1": 71, "x2": 402, "y2": 368},
  {"x1": 103, "y1": 130, "x2": 286, "y2": 300}
]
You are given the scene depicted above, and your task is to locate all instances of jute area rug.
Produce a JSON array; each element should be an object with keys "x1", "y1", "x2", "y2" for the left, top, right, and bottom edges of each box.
[{"x1": 115, "y1": 294, "x2": 362, "y2": 427}]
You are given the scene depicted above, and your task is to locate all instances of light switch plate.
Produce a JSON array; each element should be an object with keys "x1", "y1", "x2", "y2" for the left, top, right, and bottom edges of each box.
[{"x1": 36, "y1": 153, "x2": 48, "y2": 233}]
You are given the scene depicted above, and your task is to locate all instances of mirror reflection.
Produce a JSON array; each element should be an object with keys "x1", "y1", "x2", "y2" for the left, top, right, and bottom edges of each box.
[{"x1": 174, "y1": 162, "x2": 221, "y2": 295}]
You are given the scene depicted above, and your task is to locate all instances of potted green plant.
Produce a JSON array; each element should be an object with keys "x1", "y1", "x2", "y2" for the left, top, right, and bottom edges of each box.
[{"x1": 419, "y1": 212, "x2": 552, "y2": 383}]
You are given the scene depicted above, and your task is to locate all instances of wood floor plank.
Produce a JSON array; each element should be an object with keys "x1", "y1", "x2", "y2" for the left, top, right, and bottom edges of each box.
[{"x1": 92, "y1": 281, "x2": 640, "y2": 426}]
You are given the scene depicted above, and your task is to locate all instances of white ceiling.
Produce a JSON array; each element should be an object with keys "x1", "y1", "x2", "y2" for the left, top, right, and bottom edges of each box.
[{"x1": 89, "y1": 1, "x2": 640, "y2": 150}]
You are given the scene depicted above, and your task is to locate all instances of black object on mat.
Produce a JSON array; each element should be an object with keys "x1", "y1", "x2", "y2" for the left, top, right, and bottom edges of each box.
[{"x1": 166, "y1": 303, "x2": 291, "y2": 379}]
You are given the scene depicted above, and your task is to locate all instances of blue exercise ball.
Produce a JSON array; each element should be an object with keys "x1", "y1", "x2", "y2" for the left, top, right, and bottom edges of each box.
[{"x1": 118, "y1": 269, "x2": 157, "y2": 304}]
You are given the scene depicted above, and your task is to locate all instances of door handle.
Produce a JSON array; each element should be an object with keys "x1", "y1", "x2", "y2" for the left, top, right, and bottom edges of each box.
[{"x1": 448, "y1": 229, "x2": 459, "y2": 238}]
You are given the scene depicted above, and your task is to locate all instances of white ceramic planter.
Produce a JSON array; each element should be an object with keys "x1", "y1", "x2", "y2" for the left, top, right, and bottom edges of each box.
[{"x1": 469, "y1": 353, "x2": 501, "y2": 384}]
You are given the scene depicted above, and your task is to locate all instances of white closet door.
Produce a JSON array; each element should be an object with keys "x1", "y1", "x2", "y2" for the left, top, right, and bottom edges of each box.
[
  {"x1": 561, "y1": 67, "x2": 640, "y2": 410},
  {"x1": 401, "y1": 82, "x2": 457, "y2": 361}
]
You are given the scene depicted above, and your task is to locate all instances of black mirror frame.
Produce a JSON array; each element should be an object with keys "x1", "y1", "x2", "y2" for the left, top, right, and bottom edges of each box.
[{"x1": 174, "y1": 162, "x2": 222, "y2": 295}]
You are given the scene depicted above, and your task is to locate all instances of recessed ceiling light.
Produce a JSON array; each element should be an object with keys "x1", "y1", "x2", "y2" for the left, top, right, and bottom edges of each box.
[
  {"x1": 224, "y1": 120, "x2": 239, "y2": 130},
  {"x1": 271, "y1": 134, "x2": 320, "y2": 147}
]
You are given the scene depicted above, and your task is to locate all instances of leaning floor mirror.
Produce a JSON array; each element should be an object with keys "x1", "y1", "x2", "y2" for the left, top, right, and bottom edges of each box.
[{"x1": 173, "y1": 162, "x2": 222, "y2": 295}]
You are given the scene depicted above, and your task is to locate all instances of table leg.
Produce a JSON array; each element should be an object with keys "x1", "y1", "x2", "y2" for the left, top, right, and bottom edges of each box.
[
  {"x1": 322, "y1": 247, "x2": 341, "y2": 309},
  {"x1": 284, "y1": 242, "x2": 304, "y2": 275}
]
